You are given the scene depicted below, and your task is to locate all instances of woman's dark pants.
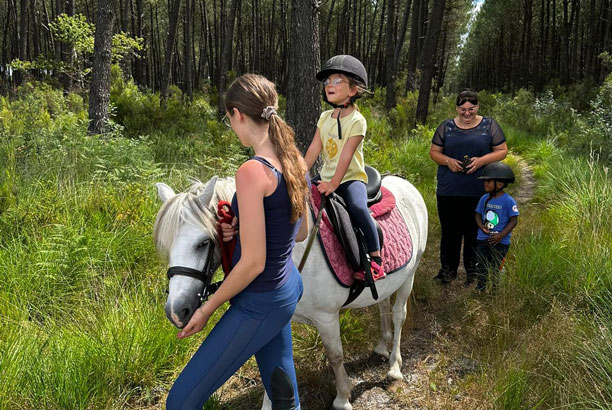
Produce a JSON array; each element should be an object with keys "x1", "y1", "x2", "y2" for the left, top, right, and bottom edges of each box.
[{"x1": 436, "y1": 195, "x2": 480, "y2": 283}]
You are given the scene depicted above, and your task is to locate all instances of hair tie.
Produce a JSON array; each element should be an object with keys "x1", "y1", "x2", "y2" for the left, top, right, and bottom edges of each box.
[{"x1": 261, "y1": 106, "x2": 277, "y2": 120}]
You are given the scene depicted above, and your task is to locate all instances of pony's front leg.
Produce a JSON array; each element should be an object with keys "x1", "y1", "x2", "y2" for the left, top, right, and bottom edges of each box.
[
  {"x1": 388, "y1": 280, "x2": 414, "y2": 380},
  {"x1": 312, "y1": 312, "x2": 353, "y2": 410},
  {"x1": 261, "y1": 390, "x2": 271, "y2": 410},
  {"x1": 374, "y1": 297, "x2": 392, "y2": 358}
]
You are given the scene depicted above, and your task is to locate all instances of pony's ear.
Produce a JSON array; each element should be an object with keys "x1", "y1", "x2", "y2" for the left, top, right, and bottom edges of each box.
[
  {"x1": 156, "y1": 183, "x2": 175, "y2": 203},
  {"x1": 199, "y1": 176, "x2": 218, "y2": 208}
]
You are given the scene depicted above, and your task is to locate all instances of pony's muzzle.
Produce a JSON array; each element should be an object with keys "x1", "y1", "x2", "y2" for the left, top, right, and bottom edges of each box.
[{"x1": 165, "y1": 300, "x2": 196, "y2": 329}]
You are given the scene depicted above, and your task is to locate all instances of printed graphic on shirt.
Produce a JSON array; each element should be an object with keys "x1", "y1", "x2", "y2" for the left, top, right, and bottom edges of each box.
[
  {"x1": 325, "y1": 138, "x2": 338, "y2": 159},
  {"x1": 484, "y1": 209, "x2": 500, "y2": 231}
]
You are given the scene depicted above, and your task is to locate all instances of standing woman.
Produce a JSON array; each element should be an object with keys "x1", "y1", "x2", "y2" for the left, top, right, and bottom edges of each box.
[
  {"x1": 166, "y1": 74, "x2": 310, "y2": 410},
  {"x1": 429, "y1": 89, "x2": 508, "y2": 285}
]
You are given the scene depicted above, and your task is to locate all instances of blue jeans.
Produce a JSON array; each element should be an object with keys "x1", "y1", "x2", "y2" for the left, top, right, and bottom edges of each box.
[
  {"x1": 166, "y1": 266, "x2": 303, "y2": 409},
  {"x1": 475, "y1": 240, "x2": 509, "y2": 290},
  {"x1": 336, "y1": 180, "x2": 380, "y2": 253}
]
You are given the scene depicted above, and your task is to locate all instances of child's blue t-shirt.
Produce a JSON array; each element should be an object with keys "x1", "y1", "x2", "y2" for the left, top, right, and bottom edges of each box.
[{"x1": 475, "y1": 192, "x2": 519, "y2": 245}]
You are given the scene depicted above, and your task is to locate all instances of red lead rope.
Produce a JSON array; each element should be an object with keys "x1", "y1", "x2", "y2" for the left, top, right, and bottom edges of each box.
[{"x1": 216, "y1": 201, "x2": 236, "y2": 276}]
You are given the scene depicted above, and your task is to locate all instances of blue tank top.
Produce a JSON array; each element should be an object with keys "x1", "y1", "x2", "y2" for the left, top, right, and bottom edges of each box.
[{"x1": 231, "y1": 156, "x2": 301, "y2": 292}]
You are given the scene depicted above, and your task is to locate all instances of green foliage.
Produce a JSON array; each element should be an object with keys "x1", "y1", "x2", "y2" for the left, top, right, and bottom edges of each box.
[
  {"x1": 0, "y1": 80, "x2": 249, "y2": 408},
  {"x1": 11, "y1": 14, "x2": 143, "y2": 89},
  {"x1": 476, "y1": 79, "x2": 612, "y2": 166},
  {"x1": 387, "y1": 91, "x2": 419, "y2": 137},
  {"x1": 111, "y1": 32, "x2": 144, "y2": 64},
  {"x1": 49, "y1": 14, "x2": 95, "y2": 54}
]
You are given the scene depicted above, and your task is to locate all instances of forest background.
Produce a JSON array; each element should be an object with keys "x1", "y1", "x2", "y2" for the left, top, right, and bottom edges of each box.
[{"x1": 2, "y1": 0, "x2": 612, "y2": 408}]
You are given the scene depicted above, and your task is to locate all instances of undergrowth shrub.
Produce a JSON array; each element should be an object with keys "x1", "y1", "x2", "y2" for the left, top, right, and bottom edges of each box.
[{"x1": 111, "y1": 68, "x2": 216, "y2": 138}]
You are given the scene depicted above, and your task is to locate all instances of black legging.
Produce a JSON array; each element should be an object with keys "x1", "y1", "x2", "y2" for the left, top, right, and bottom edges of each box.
[{"x1": 436, "y1": 195, "x2": 480, "y2": 279}]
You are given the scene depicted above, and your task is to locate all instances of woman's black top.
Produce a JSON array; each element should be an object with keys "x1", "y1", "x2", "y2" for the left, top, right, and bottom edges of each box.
[{"x1": 432, "y1": 117, "x2": 506, "y2": 197}]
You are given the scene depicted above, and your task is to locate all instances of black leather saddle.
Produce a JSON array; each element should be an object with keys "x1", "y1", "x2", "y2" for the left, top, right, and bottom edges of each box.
[{"x1": 323, "y1": 166, "x2": 384, "y2": 272}]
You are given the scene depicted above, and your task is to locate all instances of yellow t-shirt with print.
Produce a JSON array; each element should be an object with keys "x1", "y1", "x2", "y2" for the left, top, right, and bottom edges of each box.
[{"x1": 317, "y1": 109, "x2": 368, "y2": 184}]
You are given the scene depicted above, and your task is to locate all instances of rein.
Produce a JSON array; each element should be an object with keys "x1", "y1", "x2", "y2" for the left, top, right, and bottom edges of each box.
[
  {"x1": 298, "y1": 195, "x2": 327, "y2": 272},
  {"x1": 216, "y1": 201, "x2": 236, "y2": 276}
]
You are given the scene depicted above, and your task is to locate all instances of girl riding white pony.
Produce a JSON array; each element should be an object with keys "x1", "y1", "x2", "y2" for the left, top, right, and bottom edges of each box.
[{"x1": 155, "y1": 172, "x2": 427, "y2": 409}]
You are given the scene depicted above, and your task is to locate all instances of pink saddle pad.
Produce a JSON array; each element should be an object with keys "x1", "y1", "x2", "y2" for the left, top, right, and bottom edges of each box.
[{"x1": 309, "y1": 184, "x2": 413, "y2": 287}]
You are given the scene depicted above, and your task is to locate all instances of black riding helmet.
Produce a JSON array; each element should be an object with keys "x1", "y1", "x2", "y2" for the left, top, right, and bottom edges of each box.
[
  {"x1": 316, "y1": 55, "x2": 368, "y2": 139},
  {"x1": 478, "y1": 162, "x2": 515, "y2": 184},
  {"x1": 316, "y1": 55, "x2": 368, "y2": 88}
]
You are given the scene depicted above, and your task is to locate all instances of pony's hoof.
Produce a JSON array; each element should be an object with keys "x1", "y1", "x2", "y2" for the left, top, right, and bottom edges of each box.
[
  {"x1": 387, "y1": 368, "x2": 404, "y2": 380},
  {"x1": 374, "y1": 343, "x2": 390, "y2": 358},
  {"x1": 332, "y1": 398, "x2": 353, "y2": 410}
]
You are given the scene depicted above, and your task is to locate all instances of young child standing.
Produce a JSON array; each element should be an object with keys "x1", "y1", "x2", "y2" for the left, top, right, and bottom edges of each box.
[
  {"x1": 304, "y1": 55, "x2": 384, "y2": 278},
  {"x1": 474, "y1": 162, "x2": 519, "y2": 291}
]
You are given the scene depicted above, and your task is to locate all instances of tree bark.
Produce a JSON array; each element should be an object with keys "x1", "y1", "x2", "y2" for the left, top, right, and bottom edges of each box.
[
  {"x1": 405, "y1": 0, "x2": 421, "y2": 92},
  {"x1": 31, "y1": 0, "x2": 41, "y2": 62},
  {"x1": 217, "y1": 0, "x2": 239, "y2": 116},
  {"x1": 384, "y1": 0, "x2": 397, "y2": 110},
  {"x1": 17, "y1": 0, "x2": 28, "y2": 85},
  {"x1": 601, "y1": 0, "x2": 612, "y2": 81},
  {"x1": 160, "y1": 0, "x2": 181, "y2": 105},
  {"x1": 88, "y1": 0, "x2": 115, "y2": 135},
  {"x1": 336, "y1": 0, "x2": 349, "y2": 54},
  {"x1": 372, "y1": 0, "x2": 386, "y2": 85},
  {"x1": 183, "y1": 0, "x2": 193, "y2": 100},
  {"x1": 415, "y1": 0, "x2": 445, "y2": 124},
  {"x1": 323, "y1": 0, "x2": 336, "y2": 57},
  {"x1": 286, "y1": 0, "x2": 320, "y2": 155},
  {"x1": 62, "y1": 0, "x2": 74, "y2": 90}
]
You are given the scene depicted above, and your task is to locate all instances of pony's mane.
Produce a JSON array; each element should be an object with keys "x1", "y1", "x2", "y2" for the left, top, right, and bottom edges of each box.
[{"x1": 153, "y1": 178, "x2": 236, "y2": 257}]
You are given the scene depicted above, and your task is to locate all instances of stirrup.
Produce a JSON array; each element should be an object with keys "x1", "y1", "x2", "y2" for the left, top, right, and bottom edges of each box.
[
  {"x1": 370, "y1": 260, "x2": 386, "y2": 280},
  {"x1": 354, "y1": 259, "x2": 386, "y2": 281}
]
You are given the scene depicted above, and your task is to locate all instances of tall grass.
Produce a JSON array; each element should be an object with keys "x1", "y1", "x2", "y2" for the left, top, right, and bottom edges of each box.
[
  {"x1": 0, "y1": 82, "x2": 240, "y2": 409},
  {"x1": 2, "y1": 75, "x2": 612, "y2": 409},
  {"x1": 442, "y1": 115, "x2": 612, "y2": 408}
]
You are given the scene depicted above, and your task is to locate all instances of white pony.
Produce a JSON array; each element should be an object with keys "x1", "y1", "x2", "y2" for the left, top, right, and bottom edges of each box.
[{"x1": 154, "y1": 174, "x2": 427, "y2": 410}]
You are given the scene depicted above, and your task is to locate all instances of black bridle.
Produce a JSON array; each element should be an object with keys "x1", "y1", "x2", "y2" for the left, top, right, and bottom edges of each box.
[{"x1": 166, "y1": 240, "x2": 223, "y2": 303}]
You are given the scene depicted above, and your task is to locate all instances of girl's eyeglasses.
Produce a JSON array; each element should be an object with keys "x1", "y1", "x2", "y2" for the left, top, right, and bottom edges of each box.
[
  {"x1": 322, "y1": 78, "x2": 346, "y2": 87},
  {"x1": 222, "y1": 114, "x2": 231, "y2": 128}
]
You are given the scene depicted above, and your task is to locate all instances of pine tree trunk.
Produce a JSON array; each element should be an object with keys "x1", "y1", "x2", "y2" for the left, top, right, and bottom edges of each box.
[
  {"x1": 88, "y1": 0, "x2": 115, "y2": 135},
  {"x1": 323, "y1": 0, "x2": 336, "y2": 57},
  {"x1": 415, "y1": 0, "x2": 445, "y2": 124},
  {"x1": 17, "y1": 0, "x2": 27, "y2": 85},
  {"x1": 183, "y1": 0, "x2": 193, "y2": 100},
  {"x1": 405, "y1": 0, "x2": 421, "y2": 92},
  {"x1": 160, "y1": 0, "x2": 181, "y2": 105},
  {"x1": 384, "y1": 0, "x2": 397, "y2": 110},
  {"x1": 286, "y1": 0, "x2": 320, "y2": 155},
  {"x1": 217, "y1": 0, "x2": 239, "y2": 116}
]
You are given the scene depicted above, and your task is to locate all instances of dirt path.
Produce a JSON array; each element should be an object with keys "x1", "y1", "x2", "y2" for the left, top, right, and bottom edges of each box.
[
  {"x1": 215, "y1": 159, "x2": 537, "y2": 410},
  {"x1": 339, "y1": 159, "x2": 538, "y2": 410}
]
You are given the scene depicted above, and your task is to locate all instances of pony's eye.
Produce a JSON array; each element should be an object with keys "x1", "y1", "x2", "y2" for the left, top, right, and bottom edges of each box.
[{"x1": 197, "y1": 240, "x2": 210, "y2": 249}]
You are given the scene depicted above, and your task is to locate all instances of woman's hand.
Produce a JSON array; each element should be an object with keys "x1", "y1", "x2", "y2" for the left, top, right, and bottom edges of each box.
[
  {"x1": 465, "y1": 156, "x2": 486, "y2": 174},
  {"x1": 177, "y1": 305, "x2": 212, "y2": 339},
  {"x1": 316, "y1": 180, "x2": 338, "y2": 196},
  {"x1": 218, "y1": 216, "x2": 238, "y2": 242},
  {"x1": 446, "y1": 158, "x2": 464, "y2": 173}
]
